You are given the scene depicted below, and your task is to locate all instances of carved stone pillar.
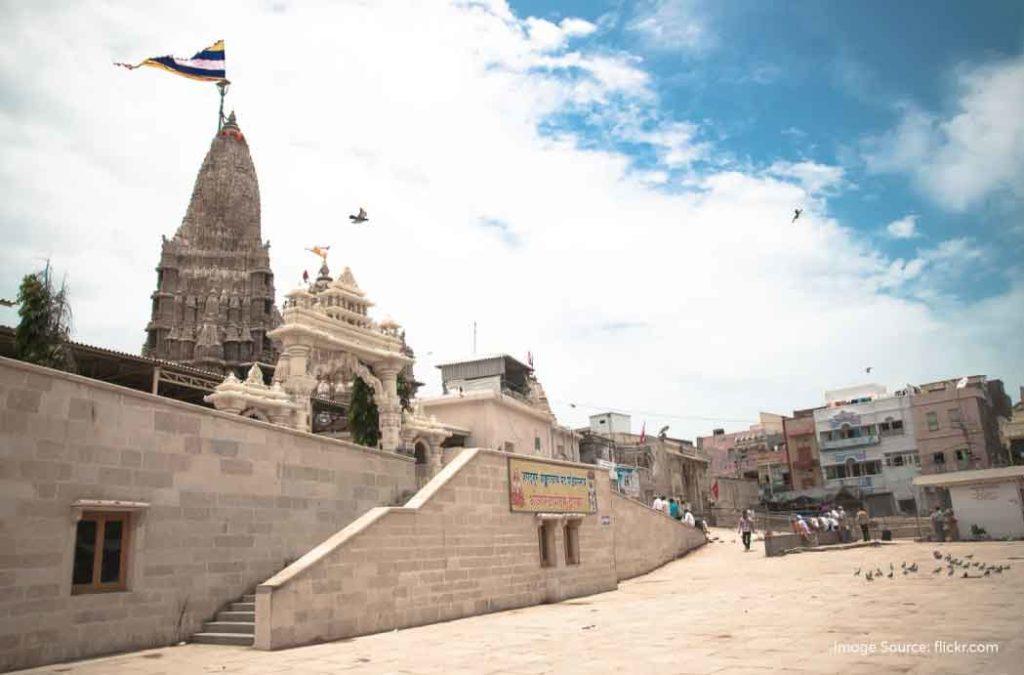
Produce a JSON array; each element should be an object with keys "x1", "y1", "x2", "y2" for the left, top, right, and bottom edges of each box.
[
  {"x1": 282, "y1": 343, "x2": 316, "y2": 431},
  {"x1": 376, "y1": 361, "x2": 402, "y2": 453}
]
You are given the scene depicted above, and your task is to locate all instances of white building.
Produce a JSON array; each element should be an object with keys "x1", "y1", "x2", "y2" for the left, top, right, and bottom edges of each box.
[
  {"x1": 914, "y1": 466, "x2": 1024, "y2": 539},
  {"x1": 813, "y1": 384, "x2": 921, "y2": 515}
]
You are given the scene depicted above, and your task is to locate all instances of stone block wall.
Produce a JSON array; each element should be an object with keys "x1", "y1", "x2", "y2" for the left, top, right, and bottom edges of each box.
[
  {"x1": 256, "y1": 449, "x2": 619, "y2": 650},
  {"x1": 0, "y1": 357, "x2": 416, "y2": 672},
  {"x1": 611, "y1": 493, "x2": 707, "y2": 580},
  {"x1": 256, "y1": 449, "x2": 707, "y2": 651}
]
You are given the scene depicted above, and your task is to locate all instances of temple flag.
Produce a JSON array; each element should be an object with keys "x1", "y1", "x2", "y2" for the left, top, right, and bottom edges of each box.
[
  {"x1": 638, "y1": 422, "x2": 646, "y2": 445},
  {"x1": 115, "y1": 40, "x2": 226, "y2": 82},
  {"x1": 711, "y1": 479, "x2": 720, "y2": 501}
]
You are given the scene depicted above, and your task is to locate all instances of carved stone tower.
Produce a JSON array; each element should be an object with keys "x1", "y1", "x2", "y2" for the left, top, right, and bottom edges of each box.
[{"x1": 143, "y1": 112, "x2": 280, "y2": 372}]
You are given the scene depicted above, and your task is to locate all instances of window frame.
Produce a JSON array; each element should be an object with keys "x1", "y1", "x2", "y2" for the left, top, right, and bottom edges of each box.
[
  {"x1": 926, "y1": 412, "x2": 939, "y2": 431},
  {"x1": 71, "y1": 510, "x2": 131, "y2": 595},
  {"x1": 564, "y1": 521, "x2": 581, "y2": 566},
  {"x1": 538, "y1": 521, "x2": 557, "y2": 568}
]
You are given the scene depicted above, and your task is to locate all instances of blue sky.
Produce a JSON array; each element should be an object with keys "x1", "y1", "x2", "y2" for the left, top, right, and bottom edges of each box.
[
  {"x1": 1, "y1": 1, "x2": 1021, "y2": 438},
  {"x1": 514, "y1": 0, "x2": 1024, "y2": 303}
]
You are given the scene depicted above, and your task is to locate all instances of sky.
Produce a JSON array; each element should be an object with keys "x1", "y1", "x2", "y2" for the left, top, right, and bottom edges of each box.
[{"x1": 1, "y1": 0, "x2": 1022, "y2": 440}]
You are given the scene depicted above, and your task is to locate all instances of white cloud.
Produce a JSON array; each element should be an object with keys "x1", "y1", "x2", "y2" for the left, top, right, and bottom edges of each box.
[
  {"x1": 886, "y1": 214, "x2": 919, "y2": 239},
  {"x1": 633, "y1": 121, "x2": 708, "y2": 168},
  {"x1": 768, "y1": 161, "x2": 845, "y2": 195},
  {"x1": 628, "y1": 0, "x2": 713, "y2": 53},
  {"x1": 0, "y1": 0, "x2": 1019, "y2": 440},
  {"x1": 863, "y1": 54, "x2": 1024, "y2": 211}
]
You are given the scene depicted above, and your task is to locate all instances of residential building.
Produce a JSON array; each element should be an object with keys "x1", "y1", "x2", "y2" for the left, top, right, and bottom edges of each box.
[
  {"x1": 912, "y1": 376, "x2": 1011, "y2": 476},
  {"x1": 813, "y1": 383, "x2": 920, "y2": 515},
  {"x1": 419, "y1": 354, "x2": 579, "y2": 462},
  {"x1": 696, "y1": 413, "x2": 788, "y2": 499},
  {"x1": 579, "y1": 413, "x2": 709, "y2": 511},
  {"x1": 1000, "y1": 387, "x2": 1024, "y2": 464},
  {"x1": 783, "y1": 408, "x2": 823, "y2": 490}
]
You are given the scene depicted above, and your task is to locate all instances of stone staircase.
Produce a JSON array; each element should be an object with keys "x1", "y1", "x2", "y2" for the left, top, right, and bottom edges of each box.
[{"x1": 191, "y1": 592, "x2": 255, "y2": 646}]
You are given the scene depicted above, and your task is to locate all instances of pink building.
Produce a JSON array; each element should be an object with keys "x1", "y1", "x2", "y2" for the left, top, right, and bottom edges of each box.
[{"x1": 912, "y1": 376, "x2": 1011, "y2": 476}]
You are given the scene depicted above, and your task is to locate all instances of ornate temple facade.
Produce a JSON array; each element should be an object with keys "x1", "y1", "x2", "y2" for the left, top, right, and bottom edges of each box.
[
  {"x1": 143, "y1": 112, "x2": 280, "y2": 373},
  {"x1": 206, "y1": 259, "x2": 450, "y2": 465}
]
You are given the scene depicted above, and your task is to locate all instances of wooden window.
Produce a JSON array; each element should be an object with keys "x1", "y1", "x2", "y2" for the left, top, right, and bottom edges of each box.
[
  {"x1": 72, "y1": 511, "x2": 130, "y2": 594},
  {"x1": 564, "y1": 521, "x2": 581, "y2": 566},
  {"x1": 926, "y1": 412, "x2": 939, "y2": 431}
]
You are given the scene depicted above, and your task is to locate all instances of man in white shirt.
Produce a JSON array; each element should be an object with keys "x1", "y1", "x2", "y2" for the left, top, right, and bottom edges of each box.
[
  {"x1": 683, "y1": 509, "x2": 696, "y2": 527},
  {"x1": 652, "y1": 495, "x2": 664, "y2": 512}
]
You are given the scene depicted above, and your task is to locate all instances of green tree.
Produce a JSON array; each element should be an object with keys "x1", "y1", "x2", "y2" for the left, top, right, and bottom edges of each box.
[
  {"x1": 15, "y1": 263, "x2": 74, "y2": 371},
  {"x1": 347, "y1": 376, "x2": 380, "y2": 447},
  {"x1": 397, "y1": 372, "x2": 414, "y2": 412}
]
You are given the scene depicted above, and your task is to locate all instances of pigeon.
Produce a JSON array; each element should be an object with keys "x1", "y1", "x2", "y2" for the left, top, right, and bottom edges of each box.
[
  {"x1": 948, "y1": 568, "x2": 954, "y2": 576},
  {"x1": 792, "y1": 208, "x2": 802, "y2": 223},
  {"x1": 901, "y1": 562, "x2": 907, "y2": 569},
  {"x1": 866, "y1": 571, "x2": 874, "y2": 581},
  {"x1": 890, "y1": 563, "x2": 895, "y2": 572},
  {"x1": 854, "y1": 568, "x2": 861, "y2": 576},
  {"x1": 887, "y1": 570, "x2": 894, "y2": 579},
  {"x1": 903, "y1": 569, "x2": 909, "y2": 575},
  {"x1": 933, "y1": 551, "x2": 943, "y2": 560},
  {"x1": 984, "y1": 569, "x2": 991, "y2": 577},
  {"x1": 349, "y1": 207, "x2": 368, "y2": 224},
  {"x1": 932, "y1": 567, "x2": 942, "y2": 574},
  {"x1": 964, "y1": 554, "x2": 974, "y2": 559},
  {"x1": 866, "y1": 366, "x2": 873, "y2": 374},
  {"x1": 908, "y1": 563, "x2": 918, "y2": 573}
]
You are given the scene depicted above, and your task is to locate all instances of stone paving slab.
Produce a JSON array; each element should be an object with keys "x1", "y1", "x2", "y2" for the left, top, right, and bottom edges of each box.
[{"x1": 14, "y1": 528, "x2": 1023, "y2": 674}]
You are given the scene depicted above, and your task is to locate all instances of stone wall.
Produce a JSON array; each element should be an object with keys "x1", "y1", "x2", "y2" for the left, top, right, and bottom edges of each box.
[
  {"x1": 255, "y1": 449, "x2": 707, "y2": 651},
  {"x1": 255, "y1": 449, "x2": 618, "y2": 650},
  {"x1": 0, "y1": 356, "x2": 416, "y2": 672},
  {"x1": 610, "y1": 493, "x2": 707, "y2": 580}
]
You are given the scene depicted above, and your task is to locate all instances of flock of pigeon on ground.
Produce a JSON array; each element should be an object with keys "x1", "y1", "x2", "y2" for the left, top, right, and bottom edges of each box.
[{"x1": 855, "y1": 551, "x2": 1012, "y2": 581}]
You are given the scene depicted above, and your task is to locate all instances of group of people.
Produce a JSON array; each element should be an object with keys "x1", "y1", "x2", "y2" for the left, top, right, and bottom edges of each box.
[
  {"x1": 788, "y1": 505, "x2": 870, "y2": 543},
  {"x1": 651, "y1": 495, "x2": 707, "y2": 533},
  {"x1": 929, "y1": 506, "x2": 959, "y2": 542}
]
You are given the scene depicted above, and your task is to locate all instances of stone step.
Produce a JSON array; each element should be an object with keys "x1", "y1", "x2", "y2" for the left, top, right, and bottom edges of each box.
[
  {"x1": 241, "y1": 594, "x2": 255, "y2": 603},
  {"x1": 192, "y1": 632, "x2": 254, "y2": 647},
  {"x1": 228, "y1": 602, "x2": 255, "y2": 612},
  {"x1": 217, "y1": 610, "x2": 255, "y2": 622},
  {"x1": 203, "y1": 621, "x2": 255, "y2": 635}
]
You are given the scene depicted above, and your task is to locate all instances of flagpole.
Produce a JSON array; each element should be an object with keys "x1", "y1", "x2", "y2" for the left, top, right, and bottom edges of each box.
[{"x1": 216, "y1": 79, "x2": 231, "y2": 131}]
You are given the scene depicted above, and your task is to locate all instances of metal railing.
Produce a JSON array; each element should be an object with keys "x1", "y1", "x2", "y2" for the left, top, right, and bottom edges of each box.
[{"x1": 820, "y1": 434, "x2": 880, "y2": 450}]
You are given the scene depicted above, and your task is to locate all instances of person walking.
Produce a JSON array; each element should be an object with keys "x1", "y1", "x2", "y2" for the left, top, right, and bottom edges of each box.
[
  {"x1": 737, "y1": 510, "x2": 754, "y2": 551},
  {"x1": 930, "y1": 506, "x2": 947, "y2": 542},
  {"x1": 856, "y1": 507, "x2": 870, "y2": 542}
]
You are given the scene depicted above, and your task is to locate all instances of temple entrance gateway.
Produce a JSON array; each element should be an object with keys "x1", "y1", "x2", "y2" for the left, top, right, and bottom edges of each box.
[{"x1": 206, "y1": 259, "x2": 450, "y2": 460}]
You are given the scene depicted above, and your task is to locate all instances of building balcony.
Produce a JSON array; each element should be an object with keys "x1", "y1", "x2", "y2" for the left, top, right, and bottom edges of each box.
[{"x1": 820, "y1": 434, "x2": 879, "y2": 451}]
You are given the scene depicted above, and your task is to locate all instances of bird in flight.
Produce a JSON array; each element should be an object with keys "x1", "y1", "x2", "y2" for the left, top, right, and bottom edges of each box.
[
  {"x1": 349, "y1": 207, "x2": 368, "y2": 224},
  {"x1": 0, "y1": 298, "x2": 15, "y2": 308},
  {"x1": 792, "y1": 208, "x2": 802, "y2": 223},
  {"x1": 865, "y1": 366, "x2": 873, "y2": 374}
]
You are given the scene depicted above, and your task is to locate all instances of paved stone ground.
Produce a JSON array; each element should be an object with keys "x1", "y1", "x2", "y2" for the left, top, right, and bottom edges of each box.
[{"x1": 17, "y1": 529, "x2": 1024, "y2": 674}]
